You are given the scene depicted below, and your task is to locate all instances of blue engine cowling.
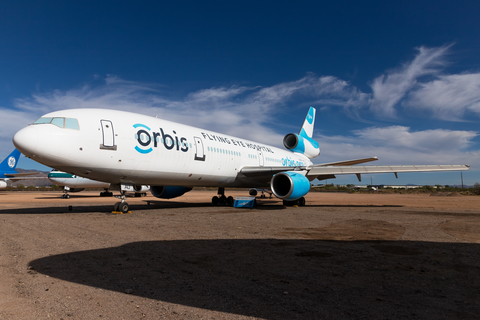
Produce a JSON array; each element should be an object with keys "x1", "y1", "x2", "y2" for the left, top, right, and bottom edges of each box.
[
  {"x1": 283, "y1": 133, "x2": 320, "y2": 159},
  {"x1": 270, "y1": 171, "x2": 310, "y2": 201},
  {"x1": 150, "y1": 186, "x2": 192, "y2": 199}
]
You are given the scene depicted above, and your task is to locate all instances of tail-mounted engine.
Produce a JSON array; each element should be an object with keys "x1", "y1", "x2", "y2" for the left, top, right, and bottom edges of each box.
[
  {"x1": 270, "y1": 171, "x2": 311, "y2": 201},
  {"x1": 150, "y1": 186, "x2": 192, "y2": 199},
  {"x1": 283, "y1": 133, "x2": 320, "y2": 159}
]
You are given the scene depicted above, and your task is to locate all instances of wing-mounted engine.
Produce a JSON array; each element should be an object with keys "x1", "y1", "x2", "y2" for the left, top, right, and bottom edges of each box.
[
  {"x1": 150, "y1": 186, "x2": 192, "y2": 199},
  {"x1": 270, "y1": 171, "x2": 310, "y2": 201},
  {"x1": 0, "y1": 181, "x2": 8, "y2": 189},
  {"x1": 283, "y1": 133, "x2": 320, "y2": 158}
]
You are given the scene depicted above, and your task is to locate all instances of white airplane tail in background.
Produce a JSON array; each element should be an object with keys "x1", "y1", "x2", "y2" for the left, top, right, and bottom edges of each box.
[{"x1": 282, "y1": 106, "x2": 320, "y2": 158}]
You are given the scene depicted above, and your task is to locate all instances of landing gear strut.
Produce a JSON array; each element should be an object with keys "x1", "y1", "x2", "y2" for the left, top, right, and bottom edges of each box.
[
  {"x1": 113, "y1": 188, "x2": 129, "y2": 213},
  {"x1": 61, "y1": 187, "x2": 70, "y2": 199},
  {"x1": 211, "y1": 187, "x2": 234, "y2": 206}
]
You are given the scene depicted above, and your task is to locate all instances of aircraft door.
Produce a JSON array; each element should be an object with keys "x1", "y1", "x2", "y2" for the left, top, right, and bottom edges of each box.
[
  {"x1": 194, "y1": 137, "x2": 206, "y2": 161},
  {"x1": 257, "y1": 149, "x2": 264, "y2": 166},
  {"x1": 100, "y1": 120, "x2": 117, "y2": 150}
]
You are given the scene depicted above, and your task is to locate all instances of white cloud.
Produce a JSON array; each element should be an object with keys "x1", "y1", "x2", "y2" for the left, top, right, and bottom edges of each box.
[
  {"x1": 404, "y1": 73, "x2": 480, "y2": 120},
  {"x1": 7, "y1": 74, "x2": 369, "y2": 147},
  {"x1": 316, "y1": 126, "x2": 479, "y2": 167},
  {"x1": 369, "y1": 45, "x2": 450, "y2": 118}
]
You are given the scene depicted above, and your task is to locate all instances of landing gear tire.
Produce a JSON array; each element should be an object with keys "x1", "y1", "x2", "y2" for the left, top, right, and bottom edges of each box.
[
  {"x1": 283, "y1": 200, "x2": 293, "y2": 206},
  {"x1": 283, "y1": 197, "x2": 306, "y2": 206},
  {"x1": 119, "y1": 202, "x2": 129, "y2": 213},
  {"x1": 227, "y1": 196, "x2": 234, "y2": 206},
  {"x1": 219, "y1": 195, "x2": 227, "y2": 205},
  {"x1": 212, "y1": 196, "x2": 219, "y2": 206},
  {"x1": 298, "y1": 197, "x2": 306, "y2": 206},
  {"x1": 62, "y1": 194, "x2": 70, "y2": 199}
]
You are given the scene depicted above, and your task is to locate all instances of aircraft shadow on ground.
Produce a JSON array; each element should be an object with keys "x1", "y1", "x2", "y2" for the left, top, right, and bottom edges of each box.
[
  {"x1": 0, "y1": 200, "x2": 287, "y2": 214},
  {"x1": 29, "y1": 239, "x2": 480, "y2": 319}
]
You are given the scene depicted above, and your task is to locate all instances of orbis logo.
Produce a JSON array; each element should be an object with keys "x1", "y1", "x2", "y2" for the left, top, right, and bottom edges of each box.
[{"x1": 134, "y1": 124, "x2": 189, "y2": 154}]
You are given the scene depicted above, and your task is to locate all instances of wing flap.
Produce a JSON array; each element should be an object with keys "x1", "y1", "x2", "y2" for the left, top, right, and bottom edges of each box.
[{"x1": 315, "y1": 157, "x2": 378, "y2": 167}]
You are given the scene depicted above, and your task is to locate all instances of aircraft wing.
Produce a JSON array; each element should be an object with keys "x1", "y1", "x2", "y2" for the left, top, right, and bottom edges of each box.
[
  {"x1": 4, "y1": 172, "x2": 40, "y2": 177},
  {"x1": 307, "y1": 164, "x2": 469, "y2": 176},
  {"x1": 3, "y1": 176, "x2": 46, "y2": 182},
  {"x1": 307, "y1": 164, "x2": 470, "y2": 181},
  {"x1": 239, "y1": 164, "x2": 469, "y2": 183}
]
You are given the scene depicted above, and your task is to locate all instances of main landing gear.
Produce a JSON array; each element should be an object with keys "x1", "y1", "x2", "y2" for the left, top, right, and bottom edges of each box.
[
  {"x1": 211, "y1": 187, "x2": 234, "y2": 206},
  {"x1": 283, "y1": 197, "x2": 306, "y2": 206},
  {"x1": 100, "y1": 189, "x2": 113, "y2": 197}
]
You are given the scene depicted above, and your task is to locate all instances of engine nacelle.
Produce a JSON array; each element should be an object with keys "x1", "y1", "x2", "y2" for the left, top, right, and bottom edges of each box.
[
  {"x1": 0, "y1": 181, "x2": 7, "y2": 189},
  {"x1": 270, "y1": 171, "x2": 310, "y2": 201},
  {"x1": 133, "y1": 185, "x2": 150, "y2": 193},
  {"x1": 249, "y1": 189, "x2": 258, "y2": 196},
  {"x1": 150, "y1": 186, "x2": 192, "y2": 199},
  {"x1": 283, "y1": 133, "x2": 320, "y2": 159}
]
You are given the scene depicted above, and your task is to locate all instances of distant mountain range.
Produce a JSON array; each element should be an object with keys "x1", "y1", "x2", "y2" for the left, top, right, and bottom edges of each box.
[{"x1": 12, "y1": 168, "x2": 51, "y2": 187}]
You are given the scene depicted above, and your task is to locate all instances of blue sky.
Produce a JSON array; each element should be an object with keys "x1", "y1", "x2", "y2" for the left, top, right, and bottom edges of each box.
[{"x1": 1, "y1": 0, "x2": 480, "y2": 186}]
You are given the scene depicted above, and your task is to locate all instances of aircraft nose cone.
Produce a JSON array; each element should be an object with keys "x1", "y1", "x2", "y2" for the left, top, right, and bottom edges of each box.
[{"x1": 13, "y1": 126, "x2": 38, "y2": 157}]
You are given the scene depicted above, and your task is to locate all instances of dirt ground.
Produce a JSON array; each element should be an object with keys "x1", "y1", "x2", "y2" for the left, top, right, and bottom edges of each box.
[{"x1": 0, "y1": 190, "x2": 479, "y2": 319}]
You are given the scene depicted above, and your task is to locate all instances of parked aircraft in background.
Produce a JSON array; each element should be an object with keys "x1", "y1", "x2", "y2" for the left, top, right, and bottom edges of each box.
[
  {"x1": 13, "y1": 107, "x2": 469, "y2": 212},
  {"x1": 48, "y1": 170, "x2": 149, "y2": 198},
  {"x1": 0, "y1": 148, "x2": 42, "y2": 188}
]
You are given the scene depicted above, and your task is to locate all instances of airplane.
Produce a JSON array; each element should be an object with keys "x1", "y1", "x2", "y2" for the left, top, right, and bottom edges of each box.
[
  {"x1": 48, "y1": 170, "x2": 150, "y2": 198},
  {"x1": 12, "y1": 107, "x2": 469, "y2": 213},
  {"x1": 0, "y1": 148, "x2": 42, "y2": 188}
]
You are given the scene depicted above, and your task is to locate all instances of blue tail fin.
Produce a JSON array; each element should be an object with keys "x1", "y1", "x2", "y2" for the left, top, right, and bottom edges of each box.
[
  {"x1": 0, "y1": 149, "x2": 21, "y2": 174},
  {"x1": 299, "y1": 106, "x2": 316, "y2": 139}
]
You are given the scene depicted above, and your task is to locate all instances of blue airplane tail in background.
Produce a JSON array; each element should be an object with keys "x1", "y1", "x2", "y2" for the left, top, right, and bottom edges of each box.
[{"x1": 0, "y1": 149, "x2": 21, "y2": 178}]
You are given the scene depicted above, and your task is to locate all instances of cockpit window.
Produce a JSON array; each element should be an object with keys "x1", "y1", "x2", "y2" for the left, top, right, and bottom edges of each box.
[
  {"x1": 33, "y1": 117, "x2": 52, "y2": 124},
  {"x1": 33, "y1": 117, "x2": 80, "y2": 130},
  {"x1": 65, "y1": 118, "x2": 79, "y2": 130},
  {"x1": 51, "y1": 117, "x2": 64, "y2": 128}
]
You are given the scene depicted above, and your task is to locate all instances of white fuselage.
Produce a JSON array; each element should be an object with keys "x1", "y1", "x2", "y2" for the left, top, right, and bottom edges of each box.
[
  {"x1": 48, "y1": 171, "x2": 111, "y2": 189},
  {"x1": 14, "y1": 109, "x2": 312, "y2": 188}
]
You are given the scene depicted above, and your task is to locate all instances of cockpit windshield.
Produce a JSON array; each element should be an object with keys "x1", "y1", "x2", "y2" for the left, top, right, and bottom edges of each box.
[{"x1": 33, "y1": 117, "x2": 80, "y2": 130}]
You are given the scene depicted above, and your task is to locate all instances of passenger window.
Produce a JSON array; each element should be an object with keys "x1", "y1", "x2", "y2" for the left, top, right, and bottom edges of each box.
[
  {"x1": 51, "y1": 118, "x2": 65, "y2": 128},
  {"x1": 65, "y1": 118, "x2": 79, "y2": 130}
]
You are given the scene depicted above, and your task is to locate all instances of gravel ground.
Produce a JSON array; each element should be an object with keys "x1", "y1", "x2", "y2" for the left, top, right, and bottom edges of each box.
[{"x1": 0, "y1": 190, "x2": 479, "y2": 319}]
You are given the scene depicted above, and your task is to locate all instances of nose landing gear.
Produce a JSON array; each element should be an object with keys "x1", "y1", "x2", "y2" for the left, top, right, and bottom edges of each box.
[{"x1": 113, "y1": 186, "x2": 130, "y2": 213}]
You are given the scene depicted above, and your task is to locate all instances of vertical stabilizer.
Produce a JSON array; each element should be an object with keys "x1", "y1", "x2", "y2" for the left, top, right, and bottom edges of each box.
[
  {"x1": 299, "y1": 106, "x2": 316, "y2": 139},
  {"x1": 0, "y1": 149, "x2": 21, "y2": 174}
]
